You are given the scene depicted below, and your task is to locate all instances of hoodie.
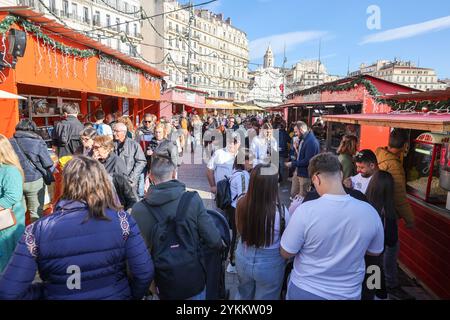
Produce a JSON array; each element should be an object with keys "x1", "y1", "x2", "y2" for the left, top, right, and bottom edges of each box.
[
  {"x1": 375, "y1": 147, "x2": 414, "y2": 225},
  {"x1": 131, "y1": 180, "x2": 223, "y2": 251}
]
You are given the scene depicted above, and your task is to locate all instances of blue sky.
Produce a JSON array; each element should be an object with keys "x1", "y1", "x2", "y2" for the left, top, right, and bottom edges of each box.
[{"x1": 203, "y1": 0, "x2": 450, "y2": 78}]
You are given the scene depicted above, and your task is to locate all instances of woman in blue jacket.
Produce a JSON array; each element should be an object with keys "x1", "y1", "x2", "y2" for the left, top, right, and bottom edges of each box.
[{"x1": 0, "y1": 156, "x2": 154, "y2": 300}]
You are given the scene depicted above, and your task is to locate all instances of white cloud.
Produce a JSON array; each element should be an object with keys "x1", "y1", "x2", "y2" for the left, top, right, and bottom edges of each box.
[
  {"x1": 361, "y1": 15, "x2": 450, "y2": 44},
  {"x1": 249, "y1": 31, "x2": 328, "y2": 60}
]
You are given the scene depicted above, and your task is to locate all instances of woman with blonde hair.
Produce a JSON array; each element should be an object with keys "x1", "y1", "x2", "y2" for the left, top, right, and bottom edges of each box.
[
  {"x1": 0, "y1": 155, "x2": 154, "y2": 300},
  {"x1": 337, "y1": 134, "x2": 358, "y2": 179},
  {"x1": 0, "y1": 134, "x2": 25, "y2": 272}
]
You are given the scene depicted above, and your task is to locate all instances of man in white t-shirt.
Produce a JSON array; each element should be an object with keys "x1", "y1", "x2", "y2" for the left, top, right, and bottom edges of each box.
[
  {"x1": 281, "y1": 153, "x2": 384, "y2": 300},
  {"x1": 344, "y1": 149, "x2": 379, "y2": 194},
  {"x1": 206, "y1": 134, "x2": 240, "y2": 194}
]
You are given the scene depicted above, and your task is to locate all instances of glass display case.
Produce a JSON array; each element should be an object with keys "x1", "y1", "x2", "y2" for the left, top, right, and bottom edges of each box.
[{"x1": 406, "y1": 133, "x2": 450, "y2": 204}]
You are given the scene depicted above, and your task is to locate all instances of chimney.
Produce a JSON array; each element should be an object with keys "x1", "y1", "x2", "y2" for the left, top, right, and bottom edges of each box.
[
  {"x1": 226, "y1": 17, "x2": 231, "y2": 25},
  {"x1": 217, "y1": 13, "x2": 223, "y2": 21}
]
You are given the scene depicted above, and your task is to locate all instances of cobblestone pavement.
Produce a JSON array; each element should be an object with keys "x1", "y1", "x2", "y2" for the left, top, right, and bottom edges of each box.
[{"x1": 177, "y1": 161, "x2": 435, "y2": 301}]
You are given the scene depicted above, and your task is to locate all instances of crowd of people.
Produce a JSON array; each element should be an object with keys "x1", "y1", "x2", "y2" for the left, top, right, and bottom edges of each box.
[{"x1": 0, "y1": 102, "x2": 415, "y2": 301}]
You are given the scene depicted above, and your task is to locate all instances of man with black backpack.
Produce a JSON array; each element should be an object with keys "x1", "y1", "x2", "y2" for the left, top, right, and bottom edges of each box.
[{"x1": 132, "y1": 156, "x2": 224, "y2": 300}]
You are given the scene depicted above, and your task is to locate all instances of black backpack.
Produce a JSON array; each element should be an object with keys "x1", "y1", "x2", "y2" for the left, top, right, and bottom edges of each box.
[
  {"x1": 216, "y1": 176, "x2": 231, "y2": 210},
  {"x1": 143, "y1": 192, "x2": 206, "y2": 300}
]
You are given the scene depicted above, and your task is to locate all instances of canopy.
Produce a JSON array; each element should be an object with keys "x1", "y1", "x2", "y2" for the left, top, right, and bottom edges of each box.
[
  {"x1": 205, "y1": 99, "x2": 235, "y2": 110},
  {"x1": 323, "y1": 113, "x2": 450, "y2": 132},
  {"x1": 233, "y1": 104, "x2": 265, "y2": 111},
  {"x1": 0, "y1": 89, "x2": 26, "y2": 100}
]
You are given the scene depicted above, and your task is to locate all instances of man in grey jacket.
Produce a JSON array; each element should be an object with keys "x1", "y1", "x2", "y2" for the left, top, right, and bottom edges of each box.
[
  {"x1": 113, "y1": 122, "x2": 146, "y2": 193},
  {"x1": 132, "y1": 156, "x2": 224, "y2": 299}
]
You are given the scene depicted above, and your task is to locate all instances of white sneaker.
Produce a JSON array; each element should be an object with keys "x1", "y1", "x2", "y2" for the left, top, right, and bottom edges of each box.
[{"x1": 226, "y1": 263, "x2": 237, "y2": 274}]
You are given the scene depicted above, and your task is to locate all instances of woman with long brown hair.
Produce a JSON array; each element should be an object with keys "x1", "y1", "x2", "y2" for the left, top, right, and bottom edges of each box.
[
  {"x1": 0, "y1": 156, "x2": 154, "y2": 300},
  {"x1": 0, "y1": 134, "x2": 25, "y2": 272},
  {"x1": 235, "y1": 163, "x2": 290, "y2": 300},
  {"x1": 337, "y1": 134, "x2": 358, "y2": 179}
]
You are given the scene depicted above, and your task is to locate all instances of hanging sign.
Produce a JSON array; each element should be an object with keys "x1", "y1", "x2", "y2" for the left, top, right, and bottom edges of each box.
[{"x1": 97, "y1": 58, "x2": 140, "y2": 96}]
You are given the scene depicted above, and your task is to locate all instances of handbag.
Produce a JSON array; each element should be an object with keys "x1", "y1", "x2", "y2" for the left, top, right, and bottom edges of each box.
[
  {"x1": 0, "y1": 208, "x2": 16, "y2": 231},
  {"x1": 14, "y1": 139, "x2": 55, "y2": 186}
]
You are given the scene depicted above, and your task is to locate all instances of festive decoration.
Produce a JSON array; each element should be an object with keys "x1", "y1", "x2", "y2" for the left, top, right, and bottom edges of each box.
[
  {"x1": 0, "y1": 14, "x2": 163, "y2": 83},
  {"x1": 288, "y1": 75, "x2": 450, "y2": 113}
]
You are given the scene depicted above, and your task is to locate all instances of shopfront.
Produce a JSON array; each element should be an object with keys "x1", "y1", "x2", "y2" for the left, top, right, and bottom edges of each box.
[
  {"x1": 160, "y1": 86, "x2": 208, "y2": 118},
  {"x1": 0, "y1": 9, "x2": 165, "y2": 138}
]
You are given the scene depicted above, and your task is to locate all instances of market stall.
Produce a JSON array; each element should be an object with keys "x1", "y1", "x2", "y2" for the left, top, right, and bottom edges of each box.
[
  {"x1": 272, "y1": 75, "x2": 421, "y2": 152},
  {"x1": 323, "y1": 111, "x2": 450, "y2": 299},
  {"x1": 160, "y1": 86, "x2": 208, "y2": 118},
  {"x1": 0, "y1": 8, "x2": 166, "y2": 138}
]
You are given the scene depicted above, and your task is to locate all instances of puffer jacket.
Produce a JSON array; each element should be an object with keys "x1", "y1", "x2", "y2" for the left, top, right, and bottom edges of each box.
[
  {"x1": 375, "y1": 147, "x2": 414, "y2": 225},
  {"x1": 10, "y1": 131, "x2": 54, "y2": 183},
  {"x1": 0, "y1": 200, "x2": 154, "y2": 300},
  {"x1": 114, "y1": 138, "x2": 146, "y2": 186}
]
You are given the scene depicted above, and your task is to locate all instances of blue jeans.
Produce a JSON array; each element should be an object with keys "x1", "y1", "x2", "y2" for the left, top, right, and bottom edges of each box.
[
  {"x1": 384, "y1": 241, "x2": 400, "y2": 288},
  {"x1": 187, "y1": 288, "x2": 206, "y2": 300},
  {"x1": 286, "y1": 281, "x2": 327, "y2": 300},
  {"x1": 138, "y1": 168, "x2": 148, "y2": 199},
  {"x1": 235, "y1": 242, "x2": 286, "y2": 300}
]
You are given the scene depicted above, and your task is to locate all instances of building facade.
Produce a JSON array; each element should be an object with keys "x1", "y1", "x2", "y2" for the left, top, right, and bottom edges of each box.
[
  {"x1": 350, "y1": 60, "x2": 446, "y2": 91},
  {"x1": 1, "y1": 0, "x2": 143, "y2": 56},
  {"x1": 142, "y1": 0, "x2": 249, "y2": 102},
  {"x1": 285, "y1": 59, "x2": 340, "y2": 95},
  {"x1": 247, "y1": 45, "x2": 284, "y2": 108}
]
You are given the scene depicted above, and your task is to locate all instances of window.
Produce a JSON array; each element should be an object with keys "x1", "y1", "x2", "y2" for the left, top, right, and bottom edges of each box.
[
  {"x1": 134, "y1": 24, "x2": 138, "y2": 37},
  {"x1": 169, "y1": 22, "x2": 172, "y2": 30},
  {"x1": 83, "y1": 7, "x2": 89, "y2": 24},
  {"x1": 62, "y1": 0, "x2": 69, "y2": 17},
  {"x1": 93, "y1": 11, "x2": 100, "y2": 27},
  {"x1": 71, "y1": 3, "x2": 77, "y2": 18},
  {"x1": 49, "y1": 0, "x2": 56, "y2": 13},
  {"x1": 116, "y1": 18, "x2": 120, "y2": 31},
  {"x1": 106, "y1": 14, "x2": 111, "y2": 28},
  {"x1": 126, "y1": 22, "x2": 130, "y2": 35},
  {"x1": 176, "y1": 24, "x2": 179, "y2": 32}
]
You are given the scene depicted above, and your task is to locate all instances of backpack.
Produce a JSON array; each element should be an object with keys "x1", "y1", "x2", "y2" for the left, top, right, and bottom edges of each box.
[
  {"x1": 216, "y1": 176, "x2": 231, "y2": 210},
  {"x1": 142, "y1": 192, "x2": 206, "y2": 300}
]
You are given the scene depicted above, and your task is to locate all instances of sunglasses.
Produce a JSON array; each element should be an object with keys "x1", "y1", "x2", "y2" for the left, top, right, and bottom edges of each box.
[{"x1": 144, "y1": 121, "x2": 152, "y2": 124}]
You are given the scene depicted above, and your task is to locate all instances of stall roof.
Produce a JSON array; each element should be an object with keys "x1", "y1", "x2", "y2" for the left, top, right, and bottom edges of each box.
[
  {"x1": 287, "y1": 75, "x2": 421, "y2": 99},
  {"x1": 322, "y1": 113, "x2": 450, "y2": 132},
  {"x1": 0, "y1": 7, "x2": 167, "y2": 78},
  {"x1": 161, "y1": 99, "x2": 208, "y2": 109},
  {"x1": 381, "y1": 89, "x2": 450, "y2": 101},
  {"x1": 171, "y1": 86, "x2": 208, "y2": 95}
]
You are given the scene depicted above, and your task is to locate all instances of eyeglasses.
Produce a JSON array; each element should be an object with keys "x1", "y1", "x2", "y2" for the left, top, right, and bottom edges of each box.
[{"x1": 144, "y1": 121, "x2": 152, "y2": 124}]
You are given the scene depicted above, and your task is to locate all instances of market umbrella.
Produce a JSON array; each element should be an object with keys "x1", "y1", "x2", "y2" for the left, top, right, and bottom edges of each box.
[{"x1": 0, "y1": 89, "x2": 26, "y2": 100}]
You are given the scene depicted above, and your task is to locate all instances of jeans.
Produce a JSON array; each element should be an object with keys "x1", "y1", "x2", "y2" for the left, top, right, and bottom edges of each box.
[
  {"x1": 138, "y1": 167, "x2": 149, "y2": 199},
  {"x1": 384, "y1": 241, "x2": 400, "y2": 288},
  {"x1": 226, "y1": 207, "x2": 238, "y2": 266},
  {"x1": 235, "y1": 242, "x2": 286, "y2": 300},
  {"x1": 23, "y1": 178, "x2": 46, "y2": 220},
  {"x1": 286, "y1": 281, "x2": 327, "y2": 300},
  {"x1": 187, "y1": 288, "x2": 206, "y2": 300}
]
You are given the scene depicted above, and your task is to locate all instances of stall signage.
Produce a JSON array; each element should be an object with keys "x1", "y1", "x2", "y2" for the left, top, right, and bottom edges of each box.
[
  {"x1": 97, "y1": 59, "x2": 140, "y2": 96},
  {"x1": 416, "y1": 133, "x2": 450, "y2": 145}
]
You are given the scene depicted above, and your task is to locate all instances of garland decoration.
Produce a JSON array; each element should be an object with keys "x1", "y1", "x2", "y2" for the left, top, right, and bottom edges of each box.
[{"x1": 0, "y1": 14, "x2": 163, "y2": 82}]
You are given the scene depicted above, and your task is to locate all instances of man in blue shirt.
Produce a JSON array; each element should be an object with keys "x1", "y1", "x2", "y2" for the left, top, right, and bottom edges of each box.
[{"x1": 286, "y1": 121, "x2": 320, "y2": 198}]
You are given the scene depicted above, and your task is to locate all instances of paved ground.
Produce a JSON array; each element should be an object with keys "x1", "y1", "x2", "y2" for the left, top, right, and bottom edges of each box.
[{"x1": 177, "y1": 161, "x2": 435, "y2": 300}]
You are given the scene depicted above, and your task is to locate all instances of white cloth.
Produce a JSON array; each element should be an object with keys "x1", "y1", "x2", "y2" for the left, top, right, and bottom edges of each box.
[
  {"x1": 229, "y1": 170, "x2": 250, "y2": 208},
  {"x1": 207, "y1": 148, "x2": 235, "y2": 185},
  {"x1": 351, "y1": 174, "x2": 373, "y2": 194},
  {"x1": 250, "y1": 135, "x2": 278, "y2": 167},
  {"x1": 281, "y1": 194, "x2": 384, "y2": 300}
]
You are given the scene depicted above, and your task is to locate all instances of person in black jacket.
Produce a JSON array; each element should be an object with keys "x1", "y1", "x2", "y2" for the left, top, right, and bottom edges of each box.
[
  {"x1": 10, "y1": 119, "x2": 54, "y2": 222},
  {"x1": 93, "y1": 135, "x2": 137, "y2": 211},
  {"x1": 52, "y1": 103, "x2": 84, "y2": 157},
  {"x1": 132, "y1": 156, "x2": 223, "y2": 300}
]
